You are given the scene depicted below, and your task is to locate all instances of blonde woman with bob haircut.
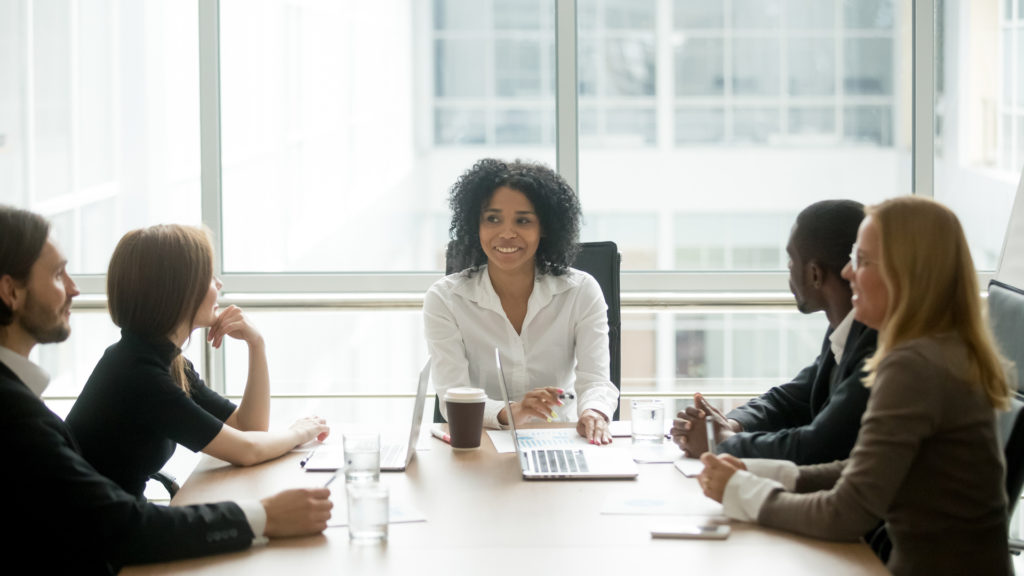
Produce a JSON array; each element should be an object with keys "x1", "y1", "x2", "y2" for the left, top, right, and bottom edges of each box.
[
  {"x1": 67, "y1": 225, "x2": 329, "y2": 499},
  {"x1": 697, "y1": 197, "x2": 1012, "y2": 576}
]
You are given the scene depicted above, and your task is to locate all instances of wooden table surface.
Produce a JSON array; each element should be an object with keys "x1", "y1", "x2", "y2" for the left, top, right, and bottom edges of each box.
[{"x1": 122, "y1": 428, "x2": 886, "y2": 575}]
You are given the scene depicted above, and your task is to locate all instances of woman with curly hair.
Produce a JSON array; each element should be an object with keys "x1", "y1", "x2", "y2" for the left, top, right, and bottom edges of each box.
[
  {"x1": 698, "y1": 197, "x2": 1011, "y2": 575},
  {"x1": 424, "y1": 159, "x2": 618, "y2": 443}
]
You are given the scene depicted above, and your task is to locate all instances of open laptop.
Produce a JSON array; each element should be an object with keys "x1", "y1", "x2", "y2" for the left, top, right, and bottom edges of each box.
[
  {"x1": 304, "y1": 359, "x2": 430, "y2": 472},
  {"x1": 495, "y1": 349, "x2": 637, "y2": 480}
]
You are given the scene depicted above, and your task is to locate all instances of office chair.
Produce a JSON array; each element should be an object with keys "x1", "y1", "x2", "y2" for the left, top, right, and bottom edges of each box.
[
  {"x1": 988, "y1": 280, "x2": 1024, "y2": 553},
  {"x1": 432, "y1": 241, "x2": 623, "y2": 423}
]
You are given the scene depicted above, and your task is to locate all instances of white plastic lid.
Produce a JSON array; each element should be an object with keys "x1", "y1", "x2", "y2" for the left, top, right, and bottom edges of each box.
[{"x1": 444, "y1": 387, "x2": 488, "y2": 403}]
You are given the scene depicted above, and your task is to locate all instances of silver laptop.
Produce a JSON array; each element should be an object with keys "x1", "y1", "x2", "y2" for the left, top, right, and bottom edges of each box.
[
  {"x1": 304, "y1": 359, "x2": 430, "y2": 472},
  {"x1": 495, "y1": 349, "x2": 637, "y2": 480}
]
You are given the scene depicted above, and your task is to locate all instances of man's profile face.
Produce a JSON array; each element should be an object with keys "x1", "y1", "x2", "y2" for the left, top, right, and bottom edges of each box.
[
  {"x1": 16, "y1": 240, "x2": 78, "y2": 344},
  {"x1": 786, "y1": 232, "x2": 812, "y2": 314}
]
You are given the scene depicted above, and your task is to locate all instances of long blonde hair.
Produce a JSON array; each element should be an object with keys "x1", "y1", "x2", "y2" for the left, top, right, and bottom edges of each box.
[
  {"x1": 107, "y1": 225, "x2": 214, "y2": 393},
  {"x1": 862, "y1": 196, "x2": 1011, "y2": 409}
]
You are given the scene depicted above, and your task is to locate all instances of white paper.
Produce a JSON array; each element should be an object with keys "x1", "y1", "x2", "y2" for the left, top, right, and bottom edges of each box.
[
  {"x1": 327, "y1": 491, "x2": 427, "y2": 528},
  {"x1": 601, "y1": 492, "x2": 723, "y2": 517},
  {"x1": 673, "y1": 457, "x2": 705, "y2": 477},
  {"x1": 630, "y1": 442, "x2": 685, "y2": 463},
  {"x1": 486, "y1": 429, "x2": 591, "y2": 454}
]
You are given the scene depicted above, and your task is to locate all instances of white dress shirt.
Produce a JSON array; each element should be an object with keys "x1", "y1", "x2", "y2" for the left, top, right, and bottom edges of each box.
[
  {"x1": 424, "y1": 265, "x2": 619, "y2": 430},
  {"x1": 0, "y1": 344, "x2": 268, "y2": 544},
  {"x1": 829, "y1": 309, "x2": 856, "y2": 365}
]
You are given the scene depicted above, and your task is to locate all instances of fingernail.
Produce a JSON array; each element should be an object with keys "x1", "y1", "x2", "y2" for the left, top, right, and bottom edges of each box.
[
  {"x1": 550, "y1": 409, "x2": 558, "y2": 418},
  {"x1": 546, "y1": 417, "x2": 553, "y2": 423},
  {"x1": 557, "y1": 400, "x2": 564, "y2": 406}
]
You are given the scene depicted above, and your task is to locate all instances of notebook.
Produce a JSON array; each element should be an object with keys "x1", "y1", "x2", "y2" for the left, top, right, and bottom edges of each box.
[
  {"x1": 494, "y1": 348, "x2": 638, "y2": 480},
  {"x1": 304, "y1": 359, "x2": 430, "y2": 472}
]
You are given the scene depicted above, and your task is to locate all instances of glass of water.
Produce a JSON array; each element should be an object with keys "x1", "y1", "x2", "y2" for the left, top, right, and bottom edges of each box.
[
  {"x1": 631, "y1": 399, "x2": 665, "y2": 444},
  {"x1": 347, "y1": 482, "x2": 389, "y2": 542},
  {"x1": 343, "y1": 433, "x2": 381, "y2": 484}
]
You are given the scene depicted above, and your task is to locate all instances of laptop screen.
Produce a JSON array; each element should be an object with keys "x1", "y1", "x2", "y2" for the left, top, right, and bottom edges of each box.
[{"x1": 494, "y1": 348, "x2": 526, "y2": 465}]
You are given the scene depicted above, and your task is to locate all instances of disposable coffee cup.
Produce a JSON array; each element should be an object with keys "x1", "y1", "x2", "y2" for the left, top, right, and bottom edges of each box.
[{"x1": 445, "y1": 387, "x2": 487, "y2": 450}]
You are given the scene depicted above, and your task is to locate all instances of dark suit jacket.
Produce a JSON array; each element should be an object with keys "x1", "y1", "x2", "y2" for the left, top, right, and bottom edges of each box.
[
  {"x1": 1, "y1": 361, "x2": 254, "y2": 574},
  {"x1": 718, "y1": 320, "x2": 878, "y2": 464}
]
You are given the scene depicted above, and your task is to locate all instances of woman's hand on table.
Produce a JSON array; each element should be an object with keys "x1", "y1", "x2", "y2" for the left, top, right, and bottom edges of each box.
[
  {"x1": 577, "y1": 409, "x2": 612, "y2": 445},
  {"x1": 498, "y1": 387, "x2": 562, "y2": 425},
  {"x1": 697, "y1": 453, "x2": 745, "y2": 503},
  {"x1": 290, "y1": 416, "x2": 330, "y2": 444}
]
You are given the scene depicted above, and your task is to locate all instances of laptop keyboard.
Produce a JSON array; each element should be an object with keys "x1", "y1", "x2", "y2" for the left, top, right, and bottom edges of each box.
[{"x1": 529, "y1": 449, "x2": 589, "y2": 474}]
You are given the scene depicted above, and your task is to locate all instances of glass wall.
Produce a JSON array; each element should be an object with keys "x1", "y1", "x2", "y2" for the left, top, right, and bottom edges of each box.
[
  {"x1": 1, "y1": 0, "x2": 1011, "y2": 438},
  {"x1": 0, "y1": 0, "x2": 202, "y2": 275},
  {"x1": 933, "y1": 0, "x2": 1024, "y2": 272},
  {"x1": 578, "y1": 0, "x2": 910, "y2": 272},
  {"x1": 219, "y1": 0, "x2": 556, "y2": 273}
]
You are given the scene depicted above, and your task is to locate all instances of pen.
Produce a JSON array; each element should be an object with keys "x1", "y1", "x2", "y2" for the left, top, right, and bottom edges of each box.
[
  {"x1": 299, "y1": 446, "x2": 318, "y2": 468},
  {"x1": 706, "y1": 419, "x2": 717, "y2": 453},
  {"x1": 557, "y1": 392, "x2": 575, "y2": 400},
  {"x1": 430, "y1": 426, "x2": 451, "y2": 445},
  {"x1": 323, "y1": 469, "x2": 341, "y2": 487}
]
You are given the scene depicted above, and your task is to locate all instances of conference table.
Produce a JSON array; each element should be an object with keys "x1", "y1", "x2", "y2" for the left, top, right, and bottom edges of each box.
[{"x1": 122, "y1": 426, "x2": 886, "y2": 575}]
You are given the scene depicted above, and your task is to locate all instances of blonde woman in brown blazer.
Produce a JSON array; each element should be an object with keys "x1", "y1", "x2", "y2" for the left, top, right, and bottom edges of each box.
[{"x1": 699, "y1": 197, "x2": 1013, "y2": 576}]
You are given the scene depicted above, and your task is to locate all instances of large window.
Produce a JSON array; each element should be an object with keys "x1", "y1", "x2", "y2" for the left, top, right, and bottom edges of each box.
[
  {"x1": 0, "y1": 1, "x2": 1010, "y2": 442},
  {"x1": 219, "y1": 0, "x2": 556, "y2": 273},
  {"x1": 577, "y1": 0, "x2": 909, "y2": 272},
  {"x1": 933, "y1": 0, "x2": 1022, "y2": 271},
  {"x1": 0, "y1": 1, "x2": 202, "y2": 275}
]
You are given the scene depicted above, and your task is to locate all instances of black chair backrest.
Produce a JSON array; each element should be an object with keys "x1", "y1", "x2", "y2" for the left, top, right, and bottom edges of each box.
[
  {"x1": 1001, "y1": 397, "x2": 1024, "y2": 517},
  {"x1": 432, "y1": 241, "x2": 623, "y2": 423},
  {"x1": 990, "y1": 280, "x2": 1024, "y2": 513},
  {"x1": 572, "y1": 241, "x2": 622, "y2": 420},
  {"x1": 990, "y1": 280, "x2": 1024, "y2": 395}
]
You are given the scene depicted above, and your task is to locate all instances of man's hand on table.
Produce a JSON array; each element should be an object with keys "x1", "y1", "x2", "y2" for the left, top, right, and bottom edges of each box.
[{"x1": 261, "y1": 488, "x2": 333, "y2": 538}]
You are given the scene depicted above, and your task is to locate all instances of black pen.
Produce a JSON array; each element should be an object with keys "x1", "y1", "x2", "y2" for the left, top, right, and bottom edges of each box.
[
  {"x1": 558, "y1": 392, "x2": 575, "y2": 400},
  {"x1": 300, "y1": 446, "x2": 318, "y2": 468}
]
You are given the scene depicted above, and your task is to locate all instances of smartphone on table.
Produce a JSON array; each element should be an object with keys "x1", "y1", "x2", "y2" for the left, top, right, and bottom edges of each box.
[{"x1": 651, "y1": 524, "x2": 731, "y2": 540}]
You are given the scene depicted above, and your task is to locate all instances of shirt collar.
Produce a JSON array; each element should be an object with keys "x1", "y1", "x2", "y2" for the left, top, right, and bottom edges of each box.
[
  {"x1": 0, "y1": 345, "x2": 50, "y2": 397},
  {"x1": 829, "y1": 309, "x2": 856, "y2": 365},
  {"x1": 452, "y1": 265, "x2": 577, "y2": 315}
]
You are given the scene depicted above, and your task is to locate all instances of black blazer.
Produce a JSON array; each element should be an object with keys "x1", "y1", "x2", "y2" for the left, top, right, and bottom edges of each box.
[
  {"x1": 0, "y1": 361, "x2": 254, "y2": 574},
  {"x1": 719, "y1": 320, "x2": 878, "y2": 464}
]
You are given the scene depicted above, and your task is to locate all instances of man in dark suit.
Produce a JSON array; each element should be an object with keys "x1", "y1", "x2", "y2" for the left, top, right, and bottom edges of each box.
[
  {"x1": 671, "y1": 200, "x2": 878, "y2": 465},
  {"x1": 0, "y1": 206, "x2": 332, "y2": 574}
]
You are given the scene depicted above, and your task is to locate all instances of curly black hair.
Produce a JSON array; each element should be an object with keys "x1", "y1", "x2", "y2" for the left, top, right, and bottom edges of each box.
[{"x1": 447, "y1": 158, "x2": 581, "y2": 276}]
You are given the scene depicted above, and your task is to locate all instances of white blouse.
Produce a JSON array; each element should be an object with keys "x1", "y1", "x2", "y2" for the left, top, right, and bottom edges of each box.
[{"x1": 423, "y1": 265, "x2": 620, "y2": 429}]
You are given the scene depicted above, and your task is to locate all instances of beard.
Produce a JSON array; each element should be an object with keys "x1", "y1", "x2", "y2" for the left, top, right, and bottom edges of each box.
[{"x1": 19, "y1": 290, "x2": 71, "y2": 344}]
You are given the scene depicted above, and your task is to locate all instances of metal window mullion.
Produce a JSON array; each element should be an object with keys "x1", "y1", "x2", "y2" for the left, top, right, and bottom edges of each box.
[
  {"x1": 555, "y1": 0, "x2": 578, "y2": 193},
  {"x1": 912, "y1": 0, "x2": 935, "y2": 197},
  {"x1": 198, "y1": 0, "x2": 226, "y2": 393},
  {"x1": 835, "y1": 0, "x2": 844, "y2": 140},
  {"x1": 69, "y1": 0, "x2": 81, "y2": 261},
  {"x1": 656, "y1": 0, "x2": 674, "y2": 149}
]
